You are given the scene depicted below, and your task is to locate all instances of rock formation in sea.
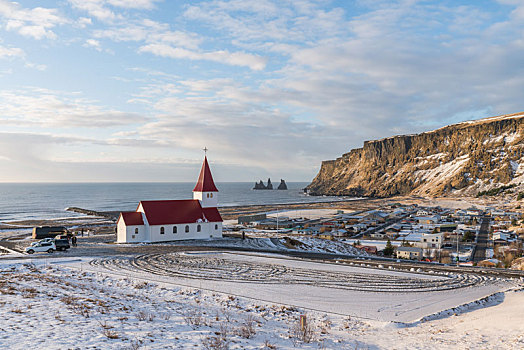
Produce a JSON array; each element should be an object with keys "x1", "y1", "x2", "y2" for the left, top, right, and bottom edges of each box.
[
  {"x1": 277, "y1": 179, "x2": 288, "y2": 190},
  {"x1": 306, "y1": 112, "x2": 524, "y2": 198},
  {"x1": 266, "y1": 178, "x2": 273, "y2": 190},
  {"x1": 253, "y1": 180, "x2": 267, "y2": 190}
]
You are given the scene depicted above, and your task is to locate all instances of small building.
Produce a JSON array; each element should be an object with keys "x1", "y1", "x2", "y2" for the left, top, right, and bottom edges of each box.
[
  {"x1": 32, "y1": 226, "x2": 68, "y2": 239},
  {"x1": 396, "y1": 246, "x2": 423, "y2": 260},
  {"x1": 438, "y1": 224, "x2": 458, "y2": 232},
  {"x1": 238, "y1": 213, "x2": 266, "y2": 225},
  {"x1": 355, "y1": 245, "x2": 378, "y2": 254},
  {"x1": 319, "y1": 232, "x2": 334, "y2": 240}
]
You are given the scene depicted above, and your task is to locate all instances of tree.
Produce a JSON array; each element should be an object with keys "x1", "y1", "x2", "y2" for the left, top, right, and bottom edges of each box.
[{"x1": 383, "y1": 239, "x2": 394, "y2": 257}]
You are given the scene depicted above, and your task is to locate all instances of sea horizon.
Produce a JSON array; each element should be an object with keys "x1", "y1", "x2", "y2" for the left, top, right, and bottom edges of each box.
[{"x1": 0, "y1": 182, "x2": 348, "y2": 223}]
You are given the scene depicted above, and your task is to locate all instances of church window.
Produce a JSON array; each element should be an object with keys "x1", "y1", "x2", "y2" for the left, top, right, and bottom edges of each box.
[
  {"x1": 206, "y1": 193, "x2": 209, "y2": 198},
  {"x1": 215, "y1": 224, "x2": 218, "y2": 230},
  {"x1": 210, "y1": 193, "x2": 213, "y2": 198},
  {"x1": 197, "y1": 225, "x2": 201, "y2": 232},
  {"x1": 173, "y1": 226, "x2": 177, "y2": 234},
  {"x1": 185, "y1": 225, "x2": 189, "y2": 233},
  {"x1": 160, "y1": 227, "x2": 165, "y2": 234},
  {"x1": 135, "y1": 228, "x2": 138, "y2": 234}
]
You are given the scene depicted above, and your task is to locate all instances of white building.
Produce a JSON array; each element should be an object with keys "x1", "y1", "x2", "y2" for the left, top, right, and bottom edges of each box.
[
  {"x1": 116, "y1": 156, "x2": 223, "y2": 243},
  {"x1": 418, "y1": 232, "x2": 443, "y2": 249}
]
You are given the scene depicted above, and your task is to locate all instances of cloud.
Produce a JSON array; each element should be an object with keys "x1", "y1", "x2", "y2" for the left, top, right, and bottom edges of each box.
[
  {"x1": 139, "y1": 43, "x2": 266, "y2": 70},
  {"x1": 84, "y1": 38, "x2": 101, "y2": 50},
  {"x1": 93, "y1": 19, "x2": 202, "y2": 49},
  {"x1": 69, "y1": 0, "x2": 160, "y2": 22},
  {"x1": 0, "y1": 0, "x2": 67, "y2": 39},
  {"x1": 0, "y1": 87, "x2": 147, "y2": 128},
  {"x1": 0, "y1": 45, "x2": 23, "y2": 58}
]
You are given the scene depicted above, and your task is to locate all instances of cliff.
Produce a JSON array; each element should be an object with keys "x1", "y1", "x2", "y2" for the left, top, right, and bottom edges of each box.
[{"x1": 306, "y1": 112, "x2": 524, "y2": 197}]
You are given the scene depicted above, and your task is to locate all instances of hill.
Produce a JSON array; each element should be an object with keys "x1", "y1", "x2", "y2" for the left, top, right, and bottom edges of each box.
[{"x1": 306, "y1": 112, "x2": 524, "y2": 198}]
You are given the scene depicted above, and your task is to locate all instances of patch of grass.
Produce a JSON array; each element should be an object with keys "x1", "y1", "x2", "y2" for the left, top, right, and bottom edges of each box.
[{"x1": 477, "y1": 184, "x2": 516, "y2": 197}]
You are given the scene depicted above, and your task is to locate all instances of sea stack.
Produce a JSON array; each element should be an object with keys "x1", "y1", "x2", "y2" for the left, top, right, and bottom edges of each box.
[
  {"x1": 266, "y1": 178, "x2": 273, "y2": 190},
  {"x1": 277, "y1": 179, "x2": 288, "y2": 190},
  {"x1": 253, "y1": 180, "x2": 267, "y2": 190}
]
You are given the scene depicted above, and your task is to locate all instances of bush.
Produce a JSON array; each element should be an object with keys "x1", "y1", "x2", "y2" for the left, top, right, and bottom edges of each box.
[
  {"x1": 290, "y1": 314, "x2": 316, "y2": 345},
  {"x1": 236, "y1": 314, "x2": 256, "y2": 339}
]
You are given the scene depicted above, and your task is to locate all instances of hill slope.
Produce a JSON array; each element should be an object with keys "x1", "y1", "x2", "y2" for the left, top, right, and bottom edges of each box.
[{"x1": 306, "y1": 112, "x2": 524, "y2": 197}]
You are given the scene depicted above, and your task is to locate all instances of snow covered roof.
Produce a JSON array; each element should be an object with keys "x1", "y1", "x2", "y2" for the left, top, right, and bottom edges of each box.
[
  {"x1": 119, "y1": 212, "x2": 144, "y2": 226},
  {"x1": 193, "y1": 156, "x2": 218, "y2": 192},
  {"x1": 396, "y1": 246, "x2": 423, "y2": 252},
  {"x1": 139, "y1": 199, "x2": 222, "y2": 225}
]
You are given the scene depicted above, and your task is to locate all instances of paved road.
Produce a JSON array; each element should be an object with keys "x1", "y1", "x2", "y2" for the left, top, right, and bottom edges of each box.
[{"x1": 473, "y1": 217, "x2": 491, "y2": 263}]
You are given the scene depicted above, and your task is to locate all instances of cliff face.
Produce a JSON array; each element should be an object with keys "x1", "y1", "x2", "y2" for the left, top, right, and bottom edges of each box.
[{"x1": 307, "y1": 112, "x2": 524, "y2": 197}]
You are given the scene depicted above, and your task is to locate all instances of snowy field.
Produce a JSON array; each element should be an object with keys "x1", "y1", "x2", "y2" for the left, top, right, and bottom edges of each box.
[
  {"x1": 0, "y1": 254, "x2": 523, "y2": 349},
  {"x1": 81, "y1": 252, "x2": 517, "y2": 323}
]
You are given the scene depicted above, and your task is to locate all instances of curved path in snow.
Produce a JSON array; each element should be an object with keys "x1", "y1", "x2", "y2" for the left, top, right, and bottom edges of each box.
[{"x1": 89, "y1": 252, "x2": 496, "y2": 293}]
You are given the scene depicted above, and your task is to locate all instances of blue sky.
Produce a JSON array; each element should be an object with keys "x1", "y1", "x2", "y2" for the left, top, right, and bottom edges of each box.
[{"x1": 0, "y1": 0, "x2": 523, "y2": 182}]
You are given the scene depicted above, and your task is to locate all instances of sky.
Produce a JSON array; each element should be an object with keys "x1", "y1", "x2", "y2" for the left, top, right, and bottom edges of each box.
[{"x1": 0, "y1": 0, "x2": 523, "y2": 183}]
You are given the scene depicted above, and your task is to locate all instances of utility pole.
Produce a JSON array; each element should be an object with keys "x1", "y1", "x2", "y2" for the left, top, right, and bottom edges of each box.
[
  {"x1": 456, "y1": 231, "x2": 460, "y2": 266},
  {"x1": 276, "y1": 209, "x2": 279, "y2": 234}
]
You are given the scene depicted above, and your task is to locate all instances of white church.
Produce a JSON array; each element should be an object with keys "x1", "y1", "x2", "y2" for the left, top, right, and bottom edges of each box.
[{"x1": 116, "y1": 155, "x2": 223, "y2": 243}]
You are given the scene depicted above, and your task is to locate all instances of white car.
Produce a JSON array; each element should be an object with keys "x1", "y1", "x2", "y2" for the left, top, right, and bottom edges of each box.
[{"x1": 25, "y1": 241, "x2": 56, "y2": 254}]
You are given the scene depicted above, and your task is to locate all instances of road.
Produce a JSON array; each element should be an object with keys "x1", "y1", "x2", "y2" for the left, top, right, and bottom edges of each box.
[{"x1": 473, "y1": 217, "x2": 491, "y2": 263}]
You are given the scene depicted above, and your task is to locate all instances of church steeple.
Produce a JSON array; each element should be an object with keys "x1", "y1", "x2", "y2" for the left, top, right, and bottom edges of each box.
[
  {"x1": 193, "y1": 151, "x2": 218, "y2": 208},
  {"x1": 193, "y1": 156, "x2": 218, "y2": 192}
]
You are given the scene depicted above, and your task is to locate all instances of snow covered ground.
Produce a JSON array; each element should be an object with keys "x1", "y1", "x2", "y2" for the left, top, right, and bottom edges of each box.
[{"x1": 0, "y1": 254, "x2": 523, "y2": 349}]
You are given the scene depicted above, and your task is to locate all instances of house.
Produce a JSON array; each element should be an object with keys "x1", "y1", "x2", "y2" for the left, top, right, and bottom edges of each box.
[
  {"x1": 116, "y1": 156, "x2": 223, "y2": 243},
  {"x1": 363, "y1": 211, "x2": 389, "y2": 222},
  {"x1": 355, "y1": 245, "x2": 378, "y2": 254},
  {"x1": 492, "y1": 230, "x2": 516, "y2": 242},
  {"x1": 419, "y1": 232, "x2": 443, "y2": 249},
  {"x1": 396, "y1": 246, "x2": 423, "y2": 260},
  {"x1": 416, "y1": 209, "x2": 429, "y2": 216},
  {"x1": 438, "y1": 224, "x2": 458, "y2": 232},
  {"x1": 333, "y1": 229, "x2": 348, "y2": 237},
  {"x1": 416, "y1": 215, "x2": 440, "y2": 225},
  {"x1": 319, "y1": 232, "x2": 334, "y2": 240}
]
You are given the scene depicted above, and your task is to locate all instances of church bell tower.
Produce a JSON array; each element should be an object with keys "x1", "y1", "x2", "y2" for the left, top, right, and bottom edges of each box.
[{"x1": 193, "y1": 150, "x2": 219, "y2": 208}]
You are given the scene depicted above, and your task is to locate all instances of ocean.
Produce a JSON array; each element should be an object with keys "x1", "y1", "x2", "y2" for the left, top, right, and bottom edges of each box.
[{"x1": 0, "y1": 182, "x2": 346, "y2": 222}]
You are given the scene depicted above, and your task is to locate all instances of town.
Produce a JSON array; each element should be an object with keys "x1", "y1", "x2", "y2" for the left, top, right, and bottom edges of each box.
[{"x1": 233, "y1": 203, "x2": 524, "y2": 269}]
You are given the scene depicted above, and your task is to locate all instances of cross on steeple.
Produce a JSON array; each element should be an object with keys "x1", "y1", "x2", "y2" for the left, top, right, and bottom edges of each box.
[{"x1": 203, "y1": 147, "x2": 208, "y2": 156}]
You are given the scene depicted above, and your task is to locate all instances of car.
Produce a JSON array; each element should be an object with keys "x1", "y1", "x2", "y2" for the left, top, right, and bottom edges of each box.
[
  {"x1": 25, "y1": 241, "x2": 56, "y2": 254},
  {"x1": 54, "y1": 238, "x2": 70, "y2": 251}
]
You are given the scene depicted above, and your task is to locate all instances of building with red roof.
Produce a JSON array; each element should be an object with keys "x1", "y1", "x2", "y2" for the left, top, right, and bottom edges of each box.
[{"x1": 116, "y1": 156, "x2": 223, "y2": 243}]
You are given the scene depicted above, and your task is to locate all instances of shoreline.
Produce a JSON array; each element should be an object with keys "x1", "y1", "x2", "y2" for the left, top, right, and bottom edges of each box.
[{"x1": 0, "y1": 195, "x2": 509, "y2": 233}]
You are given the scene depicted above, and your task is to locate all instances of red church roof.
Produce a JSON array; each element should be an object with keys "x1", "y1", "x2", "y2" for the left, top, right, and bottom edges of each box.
[
  {"x1": 119, "y1": 212, "x2": 144, "y2": 226},
  {"x1": 138, "y1": 199, "x2": 222, "y2": 225},
  {"x1": 193, "y1": 156, "x2": 218, "y2": 192}
]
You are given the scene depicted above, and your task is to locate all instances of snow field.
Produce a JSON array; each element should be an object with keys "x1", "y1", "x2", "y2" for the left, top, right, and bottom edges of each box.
[
  {"x1": 1, "y1": 258, "x2": 523, "y2": 349},
  {"x1": 81, "y1": 252, "x2": 517, "y2": 323},
  {"x1": 0, "y1": 261, "x2": 364, "y2": 349}
]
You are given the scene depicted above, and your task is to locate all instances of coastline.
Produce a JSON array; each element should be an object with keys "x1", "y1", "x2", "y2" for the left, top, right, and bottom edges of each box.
[{"x1": 0, "y1": 195, "x2": 496, "y2": 234}]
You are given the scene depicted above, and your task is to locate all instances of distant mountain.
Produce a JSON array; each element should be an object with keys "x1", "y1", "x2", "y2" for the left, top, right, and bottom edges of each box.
[{"x1": 306, "y1": 112, "x2": 524, "y2": 198}]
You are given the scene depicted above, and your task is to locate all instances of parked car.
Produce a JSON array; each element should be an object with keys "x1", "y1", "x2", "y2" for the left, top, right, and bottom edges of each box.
[
  {"x1": 25, "y1": 241, "x2": 56, "y2": 254},
  {"x1": 54, "y1": 238, "x2": 70, "y2": 251}
]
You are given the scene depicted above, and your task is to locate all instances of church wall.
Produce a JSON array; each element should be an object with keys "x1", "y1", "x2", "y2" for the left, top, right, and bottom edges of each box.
[
  {"x1": 117, "y1": 219, "x2": 127, "y2": 243},
  {"x1": 117, "y1": 220, "x2": 146, "y2": 243},
  {"x1": 149, "y1": 222, "x2": 222, "y2": 242}
]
